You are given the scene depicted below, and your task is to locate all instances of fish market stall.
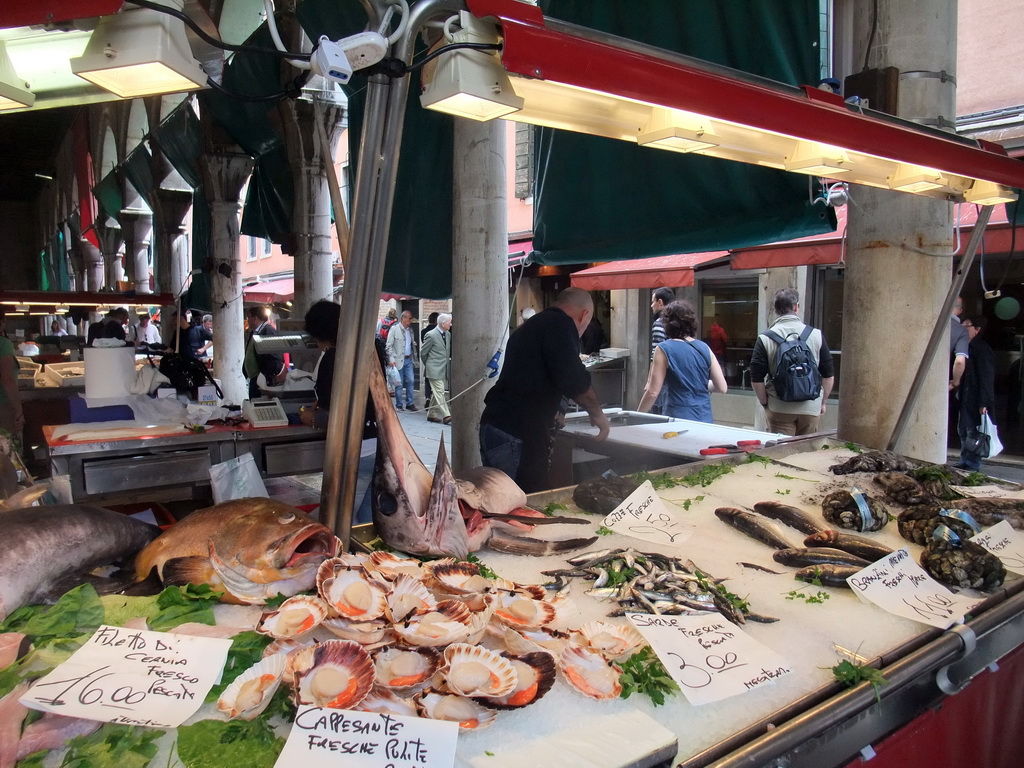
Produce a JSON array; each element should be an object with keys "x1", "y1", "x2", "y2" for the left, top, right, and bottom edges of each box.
[
  {"x1": 551, "y1": 408, "x2": 788, "y2": 485},
  {"x1": 43, "y1": 421, "x2": 327, "y2": 503},
  {"x1": 6, "y1": 441, "x2": 1024, "y2": 768}
]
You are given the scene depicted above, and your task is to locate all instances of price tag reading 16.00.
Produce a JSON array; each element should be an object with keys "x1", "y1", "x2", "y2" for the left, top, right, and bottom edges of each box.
[{"x1": 20, "y1": 625, "x2": 232, "y2": 728}]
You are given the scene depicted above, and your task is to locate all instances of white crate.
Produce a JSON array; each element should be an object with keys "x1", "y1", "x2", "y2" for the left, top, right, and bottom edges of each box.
[
  {"x1": 599, "y1": 347, "x2": 631, "y2": 359},
  {"x1": 45, "y1": 361, "x2": 87, "y2": 387}
]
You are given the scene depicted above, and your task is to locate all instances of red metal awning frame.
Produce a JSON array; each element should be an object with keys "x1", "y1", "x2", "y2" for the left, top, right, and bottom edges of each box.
[
  {"x1": 571, "y1": 251, "x2": 727, "y2": 291},
  {"x1": 0, "y1": 0, "x2": 124, "y2": 29},
  {"x1": 467, "y1": 0, "x2": 1024, "y2": 192}
]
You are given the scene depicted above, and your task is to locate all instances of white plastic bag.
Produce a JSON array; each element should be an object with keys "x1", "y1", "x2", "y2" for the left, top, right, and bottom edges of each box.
[
  {"x1": 981, "y1": 413, "x2": 1003, "y2": 458},
  {"x1": 386, "y1": 365, "x2": 401, "y2": 393},
  {"x1": 209, "y1": 453, "x2": 268, "y2": 503}
]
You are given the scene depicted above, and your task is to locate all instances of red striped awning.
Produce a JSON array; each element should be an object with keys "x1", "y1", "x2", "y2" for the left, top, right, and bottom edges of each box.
[
  {"x1": 243, "y1": 278, "x2": 293, "y2": 304},
  {"x1": 570, "y1": 251, "x2": 728, "y2": 291}
]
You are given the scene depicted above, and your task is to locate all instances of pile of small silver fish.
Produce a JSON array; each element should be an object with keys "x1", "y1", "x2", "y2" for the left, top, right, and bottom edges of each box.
[{"x1": 542, "y1": 547, "x2": 777, "y2": 626}]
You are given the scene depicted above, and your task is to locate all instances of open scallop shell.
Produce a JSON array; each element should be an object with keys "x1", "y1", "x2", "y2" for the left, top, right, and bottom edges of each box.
[
  {"x1": 476, "y1": 652, "x2": 556, "y2": 709},
  {"x1": 262, "y1": 637, "x2": 309, "y2": 659},
  {"x1": 428, "y1": 561, "x2": 494, "y2": 595},
  {"x1": 491, "y1": 592, "x2": 557, "y2": 630},
  {"x1": 357, "y1": 687, "x2": 419, "y2": 717},
  {"x1": 366, "y1": 551, "x2": 426, "y2": 581},
  {"x1": 558, "y1": 645, "x2": 623, "y2": 700},
  {"x1": 319, "y1": 567, "x2": 389, "y2": 621},
  {"x1": 418, "y1": 692, "x2": 497, "y2": 730},
  {"x1": 292, "y1": 639, "x2": 376, "y2": 709},
  {"x1": 501, "y1": 627, "x2": 570, "y2": 657},
  {"x1": 576, "y1": 621, "x2": 647, "y2": 660},
  {"x1": 374, "y1": 647, "x2": 442, "y2": 696},
  {"x1": 441, "y1": 643, "x2": 517, "y2": 697},
  {"x1": 393, "y1": 599, "x2": 472, "y2": 647},
  {"x1": 385, "y1": 573, "x2": 438, "y2": 623},
  {"x1": 321, "y1": 617, "x2": 393, "y2": 649},
  {"x1": 257, "y1": 595, "x2": 329, "y2": 639},
  {"x1": 217, "y1": 653, "x2": 287, "y2": 720},
  {"x1": 489, "y1": 579, "x2": 547, "y2": 601}
]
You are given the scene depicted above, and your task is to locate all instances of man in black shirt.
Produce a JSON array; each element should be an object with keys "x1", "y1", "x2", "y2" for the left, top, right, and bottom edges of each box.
[{"x1": 479, "y1": 287, "x2": 610, "y2": 493}]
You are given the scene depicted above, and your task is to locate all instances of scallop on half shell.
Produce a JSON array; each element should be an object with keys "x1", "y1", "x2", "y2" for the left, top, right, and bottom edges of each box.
[
  {"x1": 257, "y1": 595, "x2": 329, "y2": 639},
  {"x1": 475, "y1": 652, "x2": 556, "y2": 709},
  {"x1": 317, "y1": 563, "x2": 389, "y2": 621},
  {"x1": 576, "y1": 620, "x2": 646, "y2": 660},
  {"x1": 217, "y1": 653, "x2": 287, "y2": 720},
  {"x1": 374, "y1": 647, "x2": 442, "y2": 696},
  {"x1": 441, "y1": 643, "x2": 517, "y2": 698},
  {"x1": 558, "y1": 645, "x2": 623, "y2": 700},
  {"x1": 418, "y1": 692, "x2": 497, "y2": 730},
  {"x1": 392, "y1": 599, "x2": 472, "y2": 647},
  {"x1": 292, "y1": 639, "x2": 376, "y2": 709}
]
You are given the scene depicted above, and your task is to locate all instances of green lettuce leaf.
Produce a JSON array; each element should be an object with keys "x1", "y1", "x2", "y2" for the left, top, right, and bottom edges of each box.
[
  {"x1": 176, "y1": 717, "x2": 284, "y2": 768},
  {"x1": 59, "y1": 723, "x2": 164, "y2": 768},
  {"x1": 0, "y1": 584, "x2": 103, "y2": 642},
  {"x1": 205, "y1": 631, "x2": 273, "y2": 703},
  {"x1": 148, "y1": 585, "x2": 222, "y2": 632}
]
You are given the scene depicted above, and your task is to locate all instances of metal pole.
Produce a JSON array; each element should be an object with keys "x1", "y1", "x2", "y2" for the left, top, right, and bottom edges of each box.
[
  {"x1": 320, "y1": 0, "x2": 466, "y2": 545},
  {"x1": 886, "y1": 204, "x2": 993, "y2": 451}
]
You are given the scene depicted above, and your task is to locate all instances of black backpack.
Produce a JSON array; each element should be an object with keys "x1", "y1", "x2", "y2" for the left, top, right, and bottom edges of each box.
[{"x1": 763, "y1": 326, "x2": 822, "y2": 402}]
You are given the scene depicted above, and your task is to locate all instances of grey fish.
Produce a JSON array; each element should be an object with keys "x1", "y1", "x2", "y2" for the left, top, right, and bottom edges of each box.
[
  {"x1": 804, "y1": 530, "x2": 893, "y2": 562},
  {"x1": 753, "y1": 501, "x2": 831, "y2": 535},
  {"x1": 794, "y1": 564, "x2": 861, "y2": 588},
  {"x1": 738, "y1": 561, "x2": 784, "y2": 574},
  {"x1": 368, "y1": 363, "x2": 594, "y2": 557},
  {"x1": 715, "y1": 507, "x2": 795, "y2": 550},
  {"x1": 773, "y1": 547, "x2": 870, "y2": 568},
  {"x1": 0, "y1": 505, "x2": 159, "y2": 620}
]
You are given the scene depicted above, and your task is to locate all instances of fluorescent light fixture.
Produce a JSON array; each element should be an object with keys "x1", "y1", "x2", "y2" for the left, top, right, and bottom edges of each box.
[
  {"x1": 784, "y1": 141, "x2": 850, "y2": 176},
  {"x1": 70, "y1": 0, "x2": 207, "y2": 98},
  {"x1": 14, "y1": 305, "x2": 30, "y2": 313},
  {"x1": 964, "y1": 180, "x2": 1018, "y2": 206},
  {"x1": 0, "y1": 40, "x2": 34, "y2": 110},
  {"x1": 56, "y1": 305, "x2": 71, "y2": 313},
  {"x1": 888, "y1": 164, "x2": 949, "y2": 193},
  {"x1": 638, "y1": 108, "x2": 717, "y2": 153},
  {"x1": 419, "y1": 11, "x2": 523, "y2": 121}
]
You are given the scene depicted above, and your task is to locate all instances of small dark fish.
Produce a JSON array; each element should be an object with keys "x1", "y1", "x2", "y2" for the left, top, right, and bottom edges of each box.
[
  {"x1": 715, "y1": 507, "x2": 794, "y2": 550},
  {"x1": 745, "y1": 612, "x2": 781, "y2": 624},
  {"x1": 804, "y1": 530, "x2": 893, "y2": 562},
  {"x1": 773, "y1": 547, "x2": 870, "y2": 568},
  {"x1": 753, "y1": 501, "x2": 831, "y2": 535},
  {"x1": 738, "y1": 561, "x2": 783, "y2": 575},
  {"x1": 795, "y1": 564, "x2": 861, "y2": 588}
]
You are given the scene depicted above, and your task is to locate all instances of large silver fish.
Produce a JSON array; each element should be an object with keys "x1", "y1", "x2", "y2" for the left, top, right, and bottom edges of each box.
[
  {"x1": 368, "y1": 361, "x2": 595, "y2": 558},
  {"x1": 0, "y1": 505, "x2": 160, "y2": 621}
]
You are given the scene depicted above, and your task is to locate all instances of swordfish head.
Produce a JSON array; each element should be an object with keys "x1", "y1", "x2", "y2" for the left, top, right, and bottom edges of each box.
[{"x1": 369, "y1": 359, "x2": 470, "y2": 557}]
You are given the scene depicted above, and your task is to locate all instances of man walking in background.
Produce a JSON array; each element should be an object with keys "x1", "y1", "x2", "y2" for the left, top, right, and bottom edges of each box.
[
  {"x1": 956, "y1": 316, "x2": 995, "y2": 471},
  {"x1": 749, "y1": 288, "x2": 835, "y2": 436},
  {"x1": 421, "y1": 313, "x2": 452, "y2": 424},
  {"x1": 386, "y1": 310, "x2": 418, "y2": 411}
]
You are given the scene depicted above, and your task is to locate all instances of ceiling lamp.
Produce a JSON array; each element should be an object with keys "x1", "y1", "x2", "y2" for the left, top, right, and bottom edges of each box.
[
  {"x1": 887, "y1": 164, "x2": 951, "y2": 194},
  {"x1": 70, "y1": 0, "x2": 207, "y2": 98},
  {"x1": 55, "y1": 304, "x2": 71, "y2": 314},
  {"x1": 0, "y1": 40, "x2": 34, "y2": 110},
  {"x1": 963, "y1": 180, "x2": 1018, "y2": 206},
  {"x1": 784, "y1": 141, "x2": 850, "y2": 176},
  {"x1": 638, "y1": 108, "x2": 717, "y2": 153},
  {"x1": 419, "y1": 12, "x2": 523, "y2": 121}
]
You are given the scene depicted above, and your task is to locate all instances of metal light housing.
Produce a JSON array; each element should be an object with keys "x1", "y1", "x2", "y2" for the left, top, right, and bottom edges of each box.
[{"x1": 0, "y1": 40, "x2": 34, "y2": 110}]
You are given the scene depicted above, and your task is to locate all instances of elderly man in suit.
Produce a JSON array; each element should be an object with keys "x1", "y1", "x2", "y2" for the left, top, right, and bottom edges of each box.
[{"x1": 420, "y1": 313, "x2": 452, "y2": 424}]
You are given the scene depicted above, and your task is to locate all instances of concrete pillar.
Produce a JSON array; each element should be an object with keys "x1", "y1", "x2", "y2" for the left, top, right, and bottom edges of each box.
[
  {"x1": 200, "y1": 153, "x2": 253, "y2": 405},
  {"x1": 120, "y1": 210, "x2": 154, "y2": 294},
  {"x1": 153, "y1": 188, "x2": 193, "y2": 346},
  {"x1": 610, "y1": 289, "x2": 653, "y2": 410},
  {"x1": 94, "y1": 223, "x2": 124, "y2": 290},
  {"x1": 80, "y1": 237, "x2": 104, "y2": 293},
  {"x1": 838, "y1": 0, "x2": 956, "y2": 462},
  {"x1": 452, "y1": 117, "x2": 508, "y2": 473},
  {"x1": 284, "y1": 100, "x2": 345, "y2": 315}
]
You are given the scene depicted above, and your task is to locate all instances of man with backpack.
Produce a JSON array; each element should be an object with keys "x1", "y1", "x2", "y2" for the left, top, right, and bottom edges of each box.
[{"x1": 749, "y1": 288, "x2": 834, "y2": 436}]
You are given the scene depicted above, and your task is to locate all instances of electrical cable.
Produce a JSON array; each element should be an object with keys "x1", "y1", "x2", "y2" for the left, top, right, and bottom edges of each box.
[
  {"x1": 405, "y1": 42, "x2": 502, "y2": 72},
  {"x1": 262, "y1": 0, "x2": 311, "y2": 70},
  {"x1": 125, "y1": 0, "x2": 312, "y2": 61},
  {"x1": 380, "y1": 0, "x2": 410, "y2": 45},
  {"x1": 994, "y1": 198, "x2": 1020, "y2": 294},
  {"x1": 862, "y1": 0, "x2": 879, "y2": 72},
  {"x1": 204, "y1": 73, "x2": 305, "y2": 102}
]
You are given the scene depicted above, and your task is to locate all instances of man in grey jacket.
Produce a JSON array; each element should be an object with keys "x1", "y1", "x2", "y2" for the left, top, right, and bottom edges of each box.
[
  {"x1": 420, "y1": 313, "x2": 452, "y2": 424},
  {"x1": 386, "y1": 310, "x2": 418, "y2": 411}
]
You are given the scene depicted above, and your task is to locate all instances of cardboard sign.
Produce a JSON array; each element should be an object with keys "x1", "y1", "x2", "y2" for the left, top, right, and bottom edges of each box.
[
  {"x1": 972, "y1": 520, "x2": 1024, "y2": 575},
  {"x1": 845, "y1": 549, "x2": 979, "y2": 629},
  {"x1": 627, "y1": 612, "x2": 792, "y2": 706},
  {"x1": 21, "y1": 625, "x2": 231, "y2": 728},
  {"x1": 949, "y1": 485, "x2": 1024, "y2": 500},
  {"x1": 604, "y1": 480, "x2": 693, "y2": 546},
  {"x1": 275, "y1": 706, "x2": 459, "y2": 768}
]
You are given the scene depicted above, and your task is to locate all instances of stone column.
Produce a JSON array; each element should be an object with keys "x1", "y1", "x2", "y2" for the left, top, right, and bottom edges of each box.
[
  {"x1": 283, "y1": 99, "x2": 345, "y2": 316},
  {"x1": 200, "y1": 152, "x2": 254, "y2": 405},
  {"x1": 94, "y1": 222, "x2": 124, "y2": 290},
  {"x1": 153, "y1": 187, "x2": 193, "y2": 346},
  {"x1": 451, "y1": 117, "x2": 508, "y2": 473},
  {"x1": 838, "y1": 0, "x2": 956, "y2": 462},
  {"x1": 120, "y1": 210, "x2": 154, "y2": 294},
  {"x1": 80, "y1": 237, "x2": 104, "y2": 293}
]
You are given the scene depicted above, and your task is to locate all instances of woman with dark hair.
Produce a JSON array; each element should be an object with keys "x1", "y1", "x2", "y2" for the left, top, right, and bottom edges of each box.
[
  {"x1": 299, "y1": 300, "x2": 385, "y2": 524},
  {"x1": 638, "y1": 300, "x2": 727, "y2": 422}
]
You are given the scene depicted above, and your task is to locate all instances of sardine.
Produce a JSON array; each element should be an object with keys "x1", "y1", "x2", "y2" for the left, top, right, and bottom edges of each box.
[
  {"x1": 753, "y1": 501, "x2": 831, "y2": 535},
  {"x1": 773, "y1": 547, "x2": 870, "y2": 568},
  {"x1": 1, "y1": 505, "x2": 159, "y2": 621},
  {"x1": 738, "y1": 561, "x2": 783, "y2": 574},
  {"x1": 794, "y1": 564, "x2": 861, "y2": 588},
  {"x1": 804, "y1": 530, "x2": 893, "y2": 562},
  {"x1": 715, "y1": 507, "x2": 795, "y2": 550}
]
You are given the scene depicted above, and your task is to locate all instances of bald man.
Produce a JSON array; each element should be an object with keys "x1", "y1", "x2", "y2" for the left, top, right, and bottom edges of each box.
[{"x1": 479, "y1": 287, "x2": 610, "y2": 493}]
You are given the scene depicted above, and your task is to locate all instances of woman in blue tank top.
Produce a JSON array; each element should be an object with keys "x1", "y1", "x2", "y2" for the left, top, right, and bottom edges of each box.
[{"x1": 637, "y1": 300, "x2": 728, "y2": 422}]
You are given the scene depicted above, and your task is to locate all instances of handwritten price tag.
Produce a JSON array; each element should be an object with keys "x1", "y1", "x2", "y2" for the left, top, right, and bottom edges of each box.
[
  {"x1": 20, "y1": 625, "x2": 231, "y2": 728},
  {"x1": 972, "y1": 520, "x2": 1024, "y2": 575},
  {"x1": 275, "y1": 706, "x2": 459, "y2": 768},
  {"x1": 626, "y1": 612, "x2": 792, "y2": 706},
  {"x1": 845, "y1": 548, "x2": 980, "y2": 629},
  {"x1": 604, "y1": 480, "x2": 693, "y2": 546}
]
